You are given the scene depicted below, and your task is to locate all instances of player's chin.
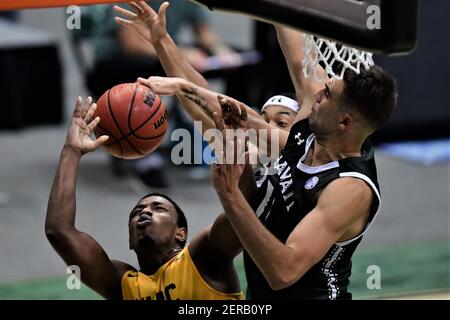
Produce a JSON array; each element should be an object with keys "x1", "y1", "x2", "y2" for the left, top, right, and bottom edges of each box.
[
  {"x1": 137, "y1": 234, "x2": 155, "y2": 249},
  {"x1": 308, "y1": 119, "x2": 323, "y2": 134}
]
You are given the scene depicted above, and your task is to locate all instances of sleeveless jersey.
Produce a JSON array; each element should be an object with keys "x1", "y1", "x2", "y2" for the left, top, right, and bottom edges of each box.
[
  {"x1": 245, "y1": 118, "x2": 381, "y2": 300},
  {"x1": 122, "y1": 246, "x2": 243, "y2": 300}
]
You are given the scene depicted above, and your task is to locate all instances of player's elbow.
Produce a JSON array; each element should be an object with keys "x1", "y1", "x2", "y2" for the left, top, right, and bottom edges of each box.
[
  {"x1": 45, "y1": 225, "x2": 64, "y2": 244},
  {"x1": 267, "y1": 256, "x2": 312, "y2": 290},
  {"x1": 45, "y1": 221, "x2": 73, "y2": 245},
  {"x1": 266, "y1": 264, "x2": 300, "y2": 291},
  {"x1": 267, "y1": 273, "x2": 297, "y2": 291},
  {"x1": 268, "y1": 279, "x2": 287, "y2": 291}
]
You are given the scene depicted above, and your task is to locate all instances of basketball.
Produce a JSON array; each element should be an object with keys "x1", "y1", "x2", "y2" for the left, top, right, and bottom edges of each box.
[{"x1": 93, "y1": 83, "x2": 168, "y2": 159}]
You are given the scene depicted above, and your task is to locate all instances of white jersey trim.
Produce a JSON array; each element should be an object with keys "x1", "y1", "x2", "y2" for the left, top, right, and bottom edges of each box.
[
  {"x1": 256, "y1": 180, "x2": 274, "y2": 218},
  {"x1": 255, "y1": 165, "x2": 269, "y2": 188},
  {"x1": 297, "y1": 134, "x2": 340, "y2": 174},
  {"x1": 322, "y1": 246, "x2": 345, "y2": 300},
  {"x1": 336, "y1": 172, "x2": 381, "y2": 247}
]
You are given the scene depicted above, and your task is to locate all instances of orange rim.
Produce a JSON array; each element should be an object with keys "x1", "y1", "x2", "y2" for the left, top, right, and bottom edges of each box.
[{"x1": 0, "y1": 0, "x2": 129, "y2": 10}]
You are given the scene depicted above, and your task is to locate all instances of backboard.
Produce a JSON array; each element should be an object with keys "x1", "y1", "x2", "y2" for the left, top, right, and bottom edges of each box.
[
  {"x1": 0, "y1": 0, "x2": 419, "y2": 55},
  {"x1": 193, "y1": 0, "x2": 420, "y2": 55}
]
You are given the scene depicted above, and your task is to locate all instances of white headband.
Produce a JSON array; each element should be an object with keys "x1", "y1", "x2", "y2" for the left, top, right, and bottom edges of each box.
[{"x1": 261, "y1": 95, "x2": 300, "y2": 113}]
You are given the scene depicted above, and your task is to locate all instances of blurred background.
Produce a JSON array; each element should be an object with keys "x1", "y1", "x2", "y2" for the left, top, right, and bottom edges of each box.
[{"x1": 0, "y1": 0, "x2": 449, "y2": 299}]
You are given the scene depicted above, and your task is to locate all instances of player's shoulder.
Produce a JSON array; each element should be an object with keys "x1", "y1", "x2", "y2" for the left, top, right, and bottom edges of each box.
[
  {"x1": 322, "y1": 176, "x2": 374, "y2": 204},
  {"x1": 332, "y1": 176, "x2": 372, "y2": 190},
  {"x1": 112, "y1": 260, "x2": 137, "y2": 278},
  {"x1": 313, "y1": 178, "x2": 374, "y2": 227}
]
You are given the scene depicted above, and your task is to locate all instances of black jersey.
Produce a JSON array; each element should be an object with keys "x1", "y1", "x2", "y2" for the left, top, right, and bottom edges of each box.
[{"x1": 245, "y1": 118, "x2": 381, "y2": 300}]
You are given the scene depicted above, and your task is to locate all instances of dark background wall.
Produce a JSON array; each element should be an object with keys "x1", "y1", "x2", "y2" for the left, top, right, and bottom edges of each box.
[
  {"x1": 0, "y1": 0, "x2": 448, "y2": 142},
  {"x1": 373, "y1": 0, "x2": 450, "y2": 143}
]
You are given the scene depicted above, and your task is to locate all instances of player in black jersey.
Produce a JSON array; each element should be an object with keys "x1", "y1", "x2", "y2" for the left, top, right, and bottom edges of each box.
[{"x1": 211, "y1": 24, "x2": 398, "y2": 300}]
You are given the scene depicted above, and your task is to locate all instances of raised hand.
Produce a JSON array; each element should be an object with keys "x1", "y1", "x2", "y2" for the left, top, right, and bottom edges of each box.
[
  {"x1": 210, "y1": 111, "x2": 249, "y2": 194},
  {"x1": 64, "y1": 97, "x2": 109, "y2": 156},
  {"x1": 114, "y1": 1, "x2": 169, "y2": 45}
]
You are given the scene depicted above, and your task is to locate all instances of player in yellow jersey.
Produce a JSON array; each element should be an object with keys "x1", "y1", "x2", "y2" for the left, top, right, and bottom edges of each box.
[{"x1": 45, "y1": 97, "x2": 246, "y2": 300}]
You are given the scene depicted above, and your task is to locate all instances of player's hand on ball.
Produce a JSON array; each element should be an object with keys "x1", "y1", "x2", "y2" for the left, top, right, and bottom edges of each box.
[
  {"x1": 137, "y1": 76, "x2": 183, "y2": 96},
  {"x1": 114, "y1": 1, "x2": 169, "y2": 45},
  {"x1": 64, "y1": 97, "x2": 109, "y2": 156}
]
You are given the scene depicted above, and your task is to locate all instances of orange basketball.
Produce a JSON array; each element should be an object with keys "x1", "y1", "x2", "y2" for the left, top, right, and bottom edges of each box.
[{"x1": 93, "y1": 83, "x2": 168, "y2": 159}]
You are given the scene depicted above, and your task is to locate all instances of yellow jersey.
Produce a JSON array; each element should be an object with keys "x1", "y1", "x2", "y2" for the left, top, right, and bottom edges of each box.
[{"x1": 121, "y1": 246, "x2": 243, "y2": 300}]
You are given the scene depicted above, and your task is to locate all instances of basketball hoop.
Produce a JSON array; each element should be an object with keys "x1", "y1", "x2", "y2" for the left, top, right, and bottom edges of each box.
[{"x1": 302, "y1": 34, "x2": 375, "y2": 82}]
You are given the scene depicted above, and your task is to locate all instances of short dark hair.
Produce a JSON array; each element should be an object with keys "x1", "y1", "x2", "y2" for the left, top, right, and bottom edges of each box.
[
  {"x1": 342, "y1": 65, "x2": 398, "y2": 131},
  {"x1": 139, "y1": 192, "x2": 188, "y2": 247}
]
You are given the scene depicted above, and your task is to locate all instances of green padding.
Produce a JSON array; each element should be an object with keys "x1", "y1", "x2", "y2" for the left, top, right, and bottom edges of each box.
[
  {"x1": 1, "y1": 241, "x2": 448, "y2": 300},
  {"x1": 0, "y1": 277, "x2": 101, "y2": 300},
  {"x1": 349, "y1": 241, "x2": 450, "y2": 299}
]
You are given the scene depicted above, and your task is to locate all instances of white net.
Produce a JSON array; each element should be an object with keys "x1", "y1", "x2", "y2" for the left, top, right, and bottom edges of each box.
[{"x1": 302, "y1": 34, "x2": 375, "y2": 82}]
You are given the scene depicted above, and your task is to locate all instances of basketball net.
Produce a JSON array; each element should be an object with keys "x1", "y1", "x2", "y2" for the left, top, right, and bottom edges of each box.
[{"x1": 302, "y1": 34, "x2": 374, "y2": 82}]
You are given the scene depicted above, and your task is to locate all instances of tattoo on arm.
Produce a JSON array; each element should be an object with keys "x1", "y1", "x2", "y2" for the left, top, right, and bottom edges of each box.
[{"x1": 181, "y1": 87, "x2": 214, "y2": 119}]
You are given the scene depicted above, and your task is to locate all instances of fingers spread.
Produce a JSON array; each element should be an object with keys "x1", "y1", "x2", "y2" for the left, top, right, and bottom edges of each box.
[
  {"x1": 139, "y1": 0, "x2": 157, "y2": 16},
  {"x1": 94, "y1": 135, "x2": 109, "y2": 149},
  {"x1": 79, "y1": 97, "x2": 91, "y2": 119},
  {"x1": 129, "y1": 1, "x2": 144, "y2": 14},
  {"x1": 113, "y1": 5, "x2": 136, "y2": 19},
  {"x1": 115, "y1": 16, "x2": 133, "y2": 28},
  {"x1": 73, "y1": 96, "x2": 82, "y2": 116},
  {"x1": 85, "y1": 102, "x2": 97, "y2": 123},
  {"x1": 87, "y1": 116, "x2": 101, "y2": 132},
  {"x1": 159, "y1": 2, "x2": 169, "y2": 20}
]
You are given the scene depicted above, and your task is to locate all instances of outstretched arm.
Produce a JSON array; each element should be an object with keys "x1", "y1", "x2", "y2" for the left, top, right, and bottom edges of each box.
[
  {"x1": 275, "y1": 24, "x2": 327, "y2": 121},
  {"x1": 45, "y1": 98, "x2": 132, "y2": 300},
  {"x1": 114, "y1": 2, "x2": 257, "y2": 132},
  {"x1": 114, "y1": 1, "x2": 220, "y2": 136},
  {"x1": 137, "y1": 76, "x2": 256, "y2": 133},
  {"x1": 137, "y1": 76, "x2": 217, "y2": 133},
  {"x1": 115, "y1": 1, "x2": 220, "y2": 130},
  {"x1": 114, "y1": 1, "x2": 209, "y2": 88}
]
